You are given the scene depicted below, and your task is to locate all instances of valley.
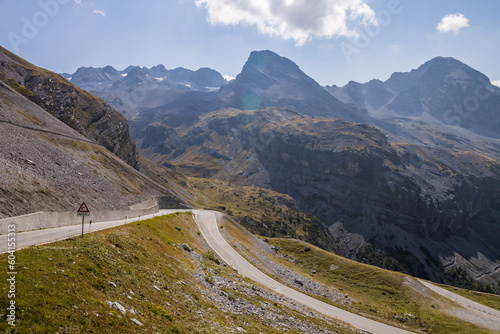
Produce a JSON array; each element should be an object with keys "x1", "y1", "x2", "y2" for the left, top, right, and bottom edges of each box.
[
  {"x1": 1, "y1": 44, "x2": 500, "y2": 333},
  {"x1": 61, "y1": 50, "x2": 500, "y2": 292}
]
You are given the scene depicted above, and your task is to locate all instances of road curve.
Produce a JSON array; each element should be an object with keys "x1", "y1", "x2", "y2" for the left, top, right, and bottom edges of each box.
[
  {"x1": 192, "y1": 210, "x2": 415, "y2": 334},
  {"x1": 3, "y1": 209, "x2": 498, "y2": 332},
  {"x1": 417, "y1": 279, "x2": 500, "y2": 330}
]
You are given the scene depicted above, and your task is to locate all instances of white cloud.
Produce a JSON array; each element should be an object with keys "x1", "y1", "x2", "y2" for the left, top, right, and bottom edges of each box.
[
  {"x1": 437, "y1": 13, "x2": 470, "y2": 35},
  {"x1": 492, "y1": 80, "x2": 500, "y2": 88},
  {"x1": 195, "y1": 0, "x2": 378, "y2": 46},
  {"x1": 74, "y1": 0, "x2": 81, "y2": 4},
  {"x1": 93, "y1": 10, "x2": 106, "y2": 17}
]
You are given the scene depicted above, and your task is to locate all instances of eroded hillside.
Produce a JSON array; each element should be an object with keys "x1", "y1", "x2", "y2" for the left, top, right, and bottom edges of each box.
[
  {"x1": 0, "y1": 46, "x2": 140, "y2": 169},
  {"x1": 0, "y1": 76, "x2": 185, "y2": 217}
]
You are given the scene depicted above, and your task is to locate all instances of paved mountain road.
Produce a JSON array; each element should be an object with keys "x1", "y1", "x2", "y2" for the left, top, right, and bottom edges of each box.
[
  {"x1": 417, "y1": 279, "x2": 500, "y2": 331},
  {"x1": 0, "y1": 211, "x2": 177, "y2": 253},
  {"x1": 192, "y1": 210, "x2": 415, "y2": 334},
  {"x1": 2, "y1": 209, "x2": 498, "y2": 332}
]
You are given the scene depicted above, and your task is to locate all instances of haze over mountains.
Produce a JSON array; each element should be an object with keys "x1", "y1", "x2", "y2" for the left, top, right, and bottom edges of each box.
[
  {"x1": 61, "y1": 64, "x2": 229, "y2": 121},
  {"x1": 6, "y1": 47, "x2": 500, "y2": 292},
  {"x1": 327, "y1": 56, "x2": 500, "y2": 139}
]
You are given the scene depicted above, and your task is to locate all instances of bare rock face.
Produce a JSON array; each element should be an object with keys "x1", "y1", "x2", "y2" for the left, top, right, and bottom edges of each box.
[
  {"x1": 141, "y1": 107, "x2": 500, "y2": 289},
  {"x1": 0, "y1": 46, "x2": 140, "y2": 169}
]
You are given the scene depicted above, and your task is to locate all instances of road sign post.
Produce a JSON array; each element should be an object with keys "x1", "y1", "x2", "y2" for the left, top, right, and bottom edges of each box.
[{"x1": 77, "y1": 202, "x2": 90, "y2": 237}]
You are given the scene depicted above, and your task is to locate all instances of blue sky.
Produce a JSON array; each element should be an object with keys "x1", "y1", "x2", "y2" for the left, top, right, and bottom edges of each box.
[{"x1": 1, "y1": 0, "x2": 499, "y2": 86}]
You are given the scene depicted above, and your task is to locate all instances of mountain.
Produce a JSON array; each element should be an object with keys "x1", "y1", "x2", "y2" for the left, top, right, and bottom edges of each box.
[
  {"x1": 64, "y1": 50, "x2": 367, "y2": 127},
  {"x1": 216, "y1": 50, "x2": 366, "y2": 122},
  {"x1": 65, "y1": 65, "x2": 123, "y2": 91},
  {"x1": 141, "y1": 107, "x2": 500, "y2": 289},
  {"x1": 0, "y1": 46, "x2": 188, "y2": 217},
  {"x1": 326, "y1": 57, "x2": 500, "y2": 139},
  {"x1": 62, "y1": 64, "x2": 229, "y2": 119},
  {"x1": 126, "y1": 50, "x2": 370, "y2": 147},
  {"x1": 63, "y1": 64, "x2": 227, "y2": 93},
  {"x1": 0, "y1": 77, "x2": 185, "y2": 217},
  {"x1": 59, "y1": 50, "x2": 500, "y2": 291},
  {"x1": 0, "y1": 46, "x2": 140, "y2": 169},
  {"x1": 128, "y1": 52, "x2": 500, "y2": 291}
]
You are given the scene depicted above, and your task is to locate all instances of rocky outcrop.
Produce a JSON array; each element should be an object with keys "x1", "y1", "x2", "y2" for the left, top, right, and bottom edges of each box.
[{"x1": 0, "y1": 46, "x2": 140, "y2": 169}]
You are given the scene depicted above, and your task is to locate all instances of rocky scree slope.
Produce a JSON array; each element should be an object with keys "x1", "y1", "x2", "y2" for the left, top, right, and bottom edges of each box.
[
  {"x1": 0, "y1": 46, "x2": 140, "y2": 169},
  {"x1": 0, "y1": 78, "x2": 186, "y2": 217}
]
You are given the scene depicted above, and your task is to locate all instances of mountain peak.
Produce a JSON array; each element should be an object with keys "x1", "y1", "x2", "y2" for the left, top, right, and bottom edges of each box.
[
  {"x1": 220, "y1": 50, "x2": 366, "y2": 121},
  {"x1": 329, "y1": 56, "x2": 500, "y2": 138},
  {"x1": 242, "y1": 50, "x2": 300, "y2": 77},
  {"x1": 103, "y1": 65, "x2": 118, "y2": 72},
  {"x1": 416, "y1": 57, "x2": 465, "y2": 75},
  {"x1": 424, "y1": 56, "x2": 465, "y2": 67}
]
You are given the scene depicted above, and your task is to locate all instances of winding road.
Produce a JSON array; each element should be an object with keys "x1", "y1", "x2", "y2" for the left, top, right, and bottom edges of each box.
[
  {"x1": 2, "y1": 209, "x2": 499, "y2": 332},
  {"x1": 192, "y1": 210, "x2": 414, "y2": 334}
]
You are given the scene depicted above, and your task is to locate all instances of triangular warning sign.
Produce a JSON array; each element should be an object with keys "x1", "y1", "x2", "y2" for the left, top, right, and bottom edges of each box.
[{"x1": 77, "y1": 202, "x2": 90, "y2": 213}]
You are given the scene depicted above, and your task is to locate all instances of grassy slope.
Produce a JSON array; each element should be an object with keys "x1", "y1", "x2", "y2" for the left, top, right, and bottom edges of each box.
[
  {"x1": 182, "y1": 177, "x2": 332, "y2": 249},
  {"x1": 220, "y1": 216, "x2": 500, "y2": 334},
  {"x1": 0, "y1": 213, "x2": 356, "y2": 334}
]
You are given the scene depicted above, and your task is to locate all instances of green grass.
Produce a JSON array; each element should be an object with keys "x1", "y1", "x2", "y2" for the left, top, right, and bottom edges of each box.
[
  {"x1": 271, "y1": 238, "x2": 496, "y2": 334},
  {"x1": 0, "y1": 213, "x2": 202, "y2": 333},
  {"x1": 186, "y1": 177, "x2": 332, "y2": 249},
  {"x1": 7, "y1": 79, "x2": 34, "y2": 99},
  {"x1": 220, "y1": 217, "x2": 498, "y2": 334},
  {"x1": 0, "y1": 213, "x2": 356, "y2": 334}
]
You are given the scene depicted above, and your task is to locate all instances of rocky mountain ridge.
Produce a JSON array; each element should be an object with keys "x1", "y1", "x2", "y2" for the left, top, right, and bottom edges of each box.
[
  {"x1": 61, "y1": 63, "x2": 229, "y2": 120},
  {"x1": 0, "y1": 46, "x2": 187, "y2": 217},
  {"x1": 62, "y1": 64, "x2": 227, "y2": 93},
  {"x1": 326, "y1": 56, "x2": 500, "y2": 139},
  {"x1": 0, "y1": 46, "x2": 140, "y2": 169}
]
